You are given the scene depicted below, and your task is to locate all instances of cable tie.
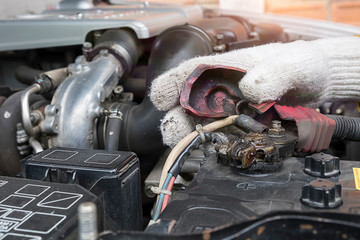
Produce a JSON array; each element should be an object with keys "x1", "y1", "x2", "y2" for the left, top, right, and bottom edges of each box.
[
  {"x1": 151, "y1": 186, "x2": 172, "y2": 196},
  {"x1": 196, "y1": 124, "x2": 206, "y2": 142}
]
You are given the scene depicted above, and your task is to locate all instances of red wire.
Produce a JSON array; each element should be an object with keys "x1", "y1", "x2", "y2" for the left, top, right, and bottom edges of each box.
[{"x1": 161, "y1": 176, "x2": 175, "y2": 212}]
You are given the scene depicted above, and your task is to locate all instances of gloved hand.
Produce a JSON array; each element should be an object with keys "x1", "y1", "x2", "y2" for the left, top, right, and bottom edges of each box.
[{"x1": 150, "y1": 37, "x2": 360, "y2": 147}]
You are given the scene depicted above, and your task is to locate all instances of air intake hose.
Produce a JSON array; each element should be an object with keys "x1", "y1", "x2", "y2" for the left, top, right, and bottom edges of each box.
[
  {"x1": 117, "y1": 24, "x2": 214, "y2": 154},
  {"x1": 327, "y1": 115, "x2": 360, "y2": 141}
]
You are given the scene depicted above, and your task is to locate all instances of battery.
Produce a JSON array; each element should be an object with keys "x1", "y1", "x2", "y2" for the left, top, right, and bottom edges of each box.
[
  {"x1": 22, "y1": 147, "x2": 142, "y2": 231},
  {"x1": 0, "y1": 176, "x2": 99, "y2": 240},
  {"x1": 146, "y1": 155, "x2": 360, "y2": 234}
]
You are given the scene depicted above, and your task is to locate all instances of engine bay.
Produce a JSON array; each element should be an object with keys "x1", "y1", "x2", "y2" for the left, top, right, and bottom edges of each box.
[{"x1": 0, "y1": 2, "x2": 360, "y2": 239}]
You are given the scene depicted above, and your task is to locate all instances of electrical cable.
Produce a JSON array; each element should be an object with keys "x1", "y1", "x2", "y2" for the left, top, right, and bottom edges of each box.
[
  {"x1": 160, "y1": 133, "x2": 212, "y2": 211},
  {"x1": 156, "y1": 115, "x2": 239, "y2": 205},
  {"x1": 153, "y1": 173, "x2": 173, "y2": 221},
  {"x1": 161, "y1": 176, "x2": 175, "y2": 212},
  {"x1": 168, "y1": 133, "x2": 211, "y2": 177},
  {"x1": 153, "y1": 115, "x2": 239, "y2": 220}
]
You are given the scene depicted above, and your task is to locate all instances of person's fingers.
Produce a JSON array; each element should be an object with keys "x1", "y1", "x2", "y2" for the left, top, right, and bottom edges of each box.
[
  {"x1": 149, "y1": 46, "x2": 269, "y2": 111},
  {"x1": 150, "y1": 41, "x2": 291, "y2": 111},
  {"x1": 149, "y1": 66, "x2": 184, "y2": 111},
  {"x1": 239, "y1": 40, "x2": 327, "y2": 106},
  {"x1": 160, "y1": 106, "x2": 197, "y2": 148}
]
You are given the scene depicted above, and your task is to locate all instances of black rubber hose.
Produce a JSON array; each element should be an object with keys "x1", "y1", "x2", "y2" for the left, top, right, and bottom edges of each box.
[
  {"x1": 327, "y1": 115, "x2": 360, "y2": 141},
  {"x1": 117, "y1": 25, "x2": 214, "y2": 154},
  {"x1": 105, "y1": 117, "x2": 122, "y2": 151},
  {"x1": 0, "y1": 91, "x2": 45, "y2": 176},
  {"x1": 15, "y1": 65, "x2": 42, "y2": 85},
  {"x1": 235, "y1": 114, "x2": 267, "y2": 133}
]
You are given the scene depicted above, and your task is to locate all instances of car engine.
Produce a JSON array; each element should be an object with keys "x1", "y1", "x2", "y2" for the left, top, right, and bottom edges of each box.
[{"x1": 0, "y1": 1, "x2": 360, "y2": 239}]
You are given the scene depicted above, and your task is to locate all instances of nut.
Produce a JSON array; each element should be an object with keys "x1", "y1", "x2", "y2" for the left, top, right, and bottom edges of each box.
[{"x1": 268, "y1": 120, "x2": 285, "y2": 137}]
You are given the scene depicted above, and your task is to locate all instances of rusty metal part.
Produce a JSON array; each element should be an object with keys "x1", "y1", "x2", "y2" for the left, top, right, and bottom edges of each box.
[
  {"x1": 216, "y1": 129, "x2": 297, "y2": 170},
  {"x1": 216, "y1": 137, "x2": 256, "y2": 169},
  {"x1": 217, "y1": 133, "x2": 277, "y2": 169},
  {"x1": 274, "y1": 105, "x2": 336, "y2": 152},
  {"x1": 270, "y1": 131, "x2": 298, "y2": 158},
  {"x1": 268, "y1": 120, "x2": 285, "y2": 138},
  {"x1": 180, "y1": 64, "x2": 246, "y2": 118}
]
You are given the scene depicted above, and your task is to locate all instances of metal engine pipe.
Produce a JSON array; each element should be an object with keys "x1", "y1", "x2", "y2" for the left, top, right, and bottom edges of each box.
[
  {"x1": 21, "y1": 84, "x2": 42, "y2": 137},
  {"x1": 43, "y1": 29, "x2": 142, "y2": 149},
  {"x1": 44, "y1": 53, "x2": 123, "y2": 148}
]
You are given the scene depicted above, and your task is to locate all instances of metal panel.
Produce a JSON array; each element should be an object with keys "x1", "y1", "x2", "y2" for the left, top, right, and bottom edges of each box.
[{"x1": 0, "y1": 5, "x2": 203, "y2": 51}]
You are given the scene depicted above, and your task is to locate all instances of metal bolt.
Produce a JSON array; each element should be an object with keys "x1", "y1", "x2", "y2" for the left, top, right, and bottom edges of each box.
[
  {"x1": 82, "y1": 42, "x2": 93, "y2": 57},
  {"x1": 271, "y1": 120, "x2": 281, "y2": 129},
  {"x1": 78, "y1": 202, "x2": 97, "y2": 240},
  {"x1": 213, "y1": 34, "x2": 226, "y2": 52},
  {"x1": 215, "y1": 34, "x2": 224, "y2": 42},
  {"x1": 268, "y1": 120, "x2": 285, "y2": 137},
  {"x1": 83, "y1": 42, "x2": 92, "y2": 48},
  {"x1": 114, "y1": 85, "x2": 124, "y2": 94},
  {"x1": 30, "y1": 111, "x2": 42, "y2": 125}
]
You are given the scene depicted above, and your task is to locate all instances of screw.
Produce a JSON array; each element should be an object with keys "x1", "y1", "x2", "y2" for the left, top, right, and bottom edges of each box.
[
  {"x1": 78, "y1": 202, "x2": 97, "y2": 240},
  {"x1": 114, "y1": 85, "x2": 124, "y2": 94},
  {"x1": 83, "y1": 42, "x2": 93, "y2": 51}
]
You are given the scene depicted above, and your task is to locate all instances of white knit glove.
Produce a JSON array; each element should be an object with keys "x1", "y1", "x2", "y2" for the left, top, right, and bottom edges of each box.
[{"x1": 150, "y1": 37, "x2": 360, "y2": 147}]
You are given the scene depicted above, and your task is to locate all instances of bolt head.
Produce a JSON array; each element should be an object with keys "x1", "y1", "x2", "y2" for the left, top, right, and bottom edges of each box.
[{"x1": 83, "y1": 42, "x2": 93, "y2": 49}]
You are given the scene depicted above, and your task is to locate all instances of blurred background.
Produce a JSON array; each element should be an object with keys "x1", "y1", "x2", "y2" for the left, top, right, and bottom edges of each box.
[{"x1": 0, "y1": 0, "x2": 359, "y2": 26}]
